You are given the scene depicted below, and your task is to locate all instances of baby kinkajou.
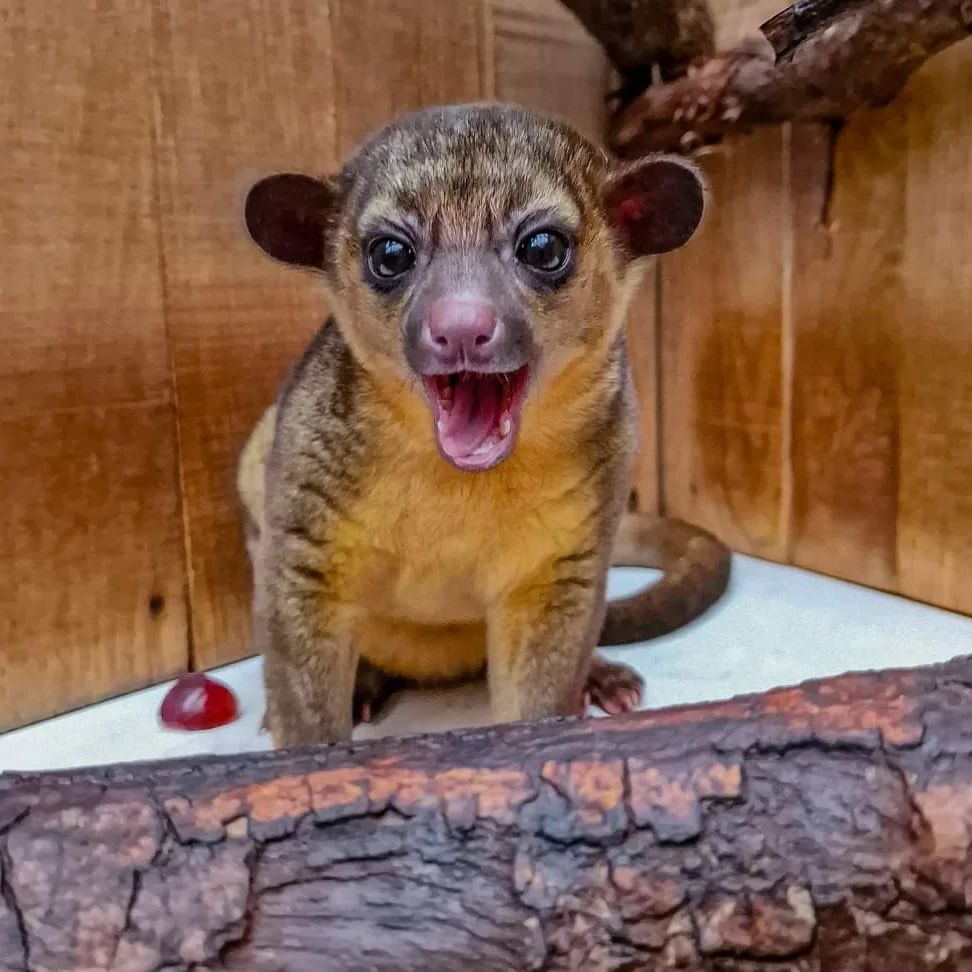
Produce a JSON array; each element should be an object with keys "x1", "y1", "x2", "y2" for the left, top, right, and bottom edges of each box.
[{"x1": 238, "y1": 104, "x2": 729, "y2": 747}]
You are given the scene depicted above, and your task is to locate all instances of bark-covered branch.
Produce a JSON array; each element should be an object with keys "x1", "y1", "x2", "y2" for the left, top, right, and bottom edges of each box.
[
  {"x1": 606, "y1": 0, "x2": 972, "y2": 154},
  {"x1": 3, "y1": 655, "x2": 972, "y2": 969}
]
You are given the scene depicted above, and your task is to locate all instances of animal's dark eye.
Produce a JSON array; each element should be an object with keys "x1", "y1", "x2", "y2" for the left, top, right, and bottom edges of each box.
[
  {"x1": 516, "y1": 229, "x2": 571, "y2": 274},
  {"x1": 367, "y1": 236, "x2": 416, "y2": 280}
]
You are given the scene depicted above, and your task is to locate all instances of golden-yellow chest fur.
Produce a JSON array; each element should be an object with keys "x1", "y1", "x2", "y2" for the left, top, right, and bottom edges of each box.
[{"x1": 327, "y1": 364, "x2": 614, "y2": 680}]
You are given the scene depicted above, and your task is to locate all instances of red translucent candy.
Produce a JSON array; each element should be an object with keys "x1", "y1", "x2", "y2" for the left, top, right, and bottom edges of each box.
[{"x1": 159, "y1": 673, "x2": 239, "y2": 731}]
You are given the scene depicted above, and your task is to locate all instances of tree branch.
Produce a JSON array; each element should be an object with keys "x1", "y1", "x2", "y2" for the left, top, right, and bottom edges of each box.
[
  {"x1": 608, "y1": 0, "x2": 972, "y2": 155},
  {"x1": 3, "y1": 655, "x2": 972, "y2": 968}
]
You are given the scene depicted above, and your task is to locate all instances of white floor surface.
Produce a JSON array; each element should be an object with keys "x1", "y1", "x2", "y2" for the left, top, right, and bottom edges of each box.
[{"x1": 1, "y1": 554, "x2": 970, "y2": 772}]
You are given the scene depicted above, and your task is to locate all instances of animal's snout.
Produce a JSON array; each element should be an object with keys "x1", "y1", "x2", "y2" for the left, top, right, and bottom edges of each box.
[{"x1": 421, "y1": 297, "x2": 503, "y2": 367}]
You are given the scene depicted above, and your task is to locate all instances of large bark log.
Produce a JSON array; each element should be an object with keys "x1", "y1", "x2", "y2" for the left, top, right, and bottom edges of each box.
[
  {"x1": 607, "y1": 0, "x2": 972, "y2": 154},
  {"x1": 4, "y1": 655, "x2": 972, "y2": 970}
]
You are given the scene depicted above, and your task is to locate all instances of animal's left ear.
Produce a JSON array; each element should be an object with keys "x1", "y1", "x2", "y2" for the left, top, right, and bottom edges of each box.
[{"x1": 602, "y1": 156, "x2": 705, "y2": 257}]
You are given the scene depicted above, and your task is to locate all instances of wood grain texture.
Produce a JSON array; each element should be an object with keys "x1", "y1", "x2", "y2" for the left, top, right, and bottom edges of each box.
[
  {"x1": 150, "y1": 0, "x2": 337, "y2": 669},
  {"x1": 660, "y1": 128, "x2": 788, "y2": 558},
  {"x1": 488, "y1": 0, "x2": 610, "y2": 141},
  {"x1": 648, "y1": 4, "x2": 972, "y2": 614},
  {"x1": 789, "y1": 116, "x2": 904, "y2": 591},
  {"x1": 897, "y1": 43, "x2": 972, "y2": 613},
  {"x1": 789, "y1": 42, "x2": 972, "y2": 613},
  {"x1": 0, "y1": 407, "x2": 189, "y2": 732},
  {"x1": 0, "y1": 1, "x2": 173, "y2": 416},
  {"x1": 4, "y1": 655, "x2": 972, "y2": 968},
  {"x1": 330, "y1": 0, "x2": 485, "y2": 156},
  {"x1": 0, "y1": 0, "x2": 188, "y2": 727},
  {"x1": 626, "y1": 267, "x2": 661, "y2": 514}
]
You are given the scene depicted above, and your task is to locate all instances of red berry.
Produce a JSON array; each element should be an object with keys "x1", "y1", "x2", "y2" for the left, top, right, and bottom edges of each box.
[{"x1": 159, "y1": 673, "x2": 239, "y2": 731}]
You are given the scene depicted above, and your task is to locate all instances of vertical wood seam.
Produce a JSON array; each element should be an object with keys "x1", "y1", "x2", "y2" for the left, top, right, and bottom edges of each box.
[
  {"x1": 779, "y1": 122, "x2": 795, "y2": 561},
  {"x1": 147, "y1": 3, "x2": 197, "y2": 672},
  {"x1": 654, "y1": 258, "x2": 667, "y2": 516}
]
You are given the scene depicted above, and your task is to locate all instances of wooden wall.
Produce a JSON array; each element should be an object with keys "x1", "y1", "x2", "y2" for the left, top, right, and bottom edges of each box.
[
  {"x1": 0, "y1": 0, "x2": 608, "y2": 730},
  {"x1": 649, "y1": 3, "x2": 972, "y2": 614},
  {"x1": 2, "y1": 0, "x2": 969, "y2": 733}
]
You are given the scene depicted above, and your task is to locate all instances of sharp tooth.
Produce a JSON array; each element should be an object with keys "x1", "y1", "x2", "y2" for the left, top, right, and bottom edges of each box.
[{"x1": 500, "y1": 415, "x2": 512, "y2": 437}]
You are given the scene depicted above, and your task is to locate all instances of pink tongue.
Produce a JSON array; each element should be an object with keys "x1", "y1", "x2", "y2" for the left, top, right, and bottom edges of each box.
[{"x1": 438, "y1": 375, "x2": 502, "y2": 458}]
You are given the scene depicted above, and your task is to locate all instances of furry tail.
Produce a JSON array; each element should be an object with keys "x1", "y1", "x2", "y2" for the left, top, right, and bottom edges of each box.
[{"x1": 600, "y1": 513, "x2": 731, "y2": 644}]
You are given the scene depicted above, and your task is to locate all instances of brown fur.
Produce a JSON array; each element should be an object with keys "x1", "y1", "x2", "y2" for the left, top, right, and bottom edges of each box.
[{"x1": 239, "y1": 104, "x2": 728, "y2": 746}]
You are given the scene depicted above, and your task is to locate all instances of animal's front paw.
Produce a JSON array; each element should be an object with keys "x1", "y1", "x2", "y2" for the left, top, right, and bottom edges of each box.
[{"x1": 585, "y1": 657, "x2": 644, "y2": 715}]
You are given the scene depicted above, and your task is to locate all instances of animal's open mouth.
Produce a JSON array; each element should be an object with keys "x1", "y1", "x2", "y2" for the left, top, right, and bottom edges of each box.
[{"x1": 422, "y1": 365, "x2": 530, "y2": 471}]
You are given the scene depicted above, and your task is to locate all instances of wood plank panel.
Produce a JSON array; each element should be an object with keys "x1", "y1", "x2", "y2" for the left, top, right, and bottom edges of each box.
[
  {"x1": 0, "y1": 406, "x2": 188, "y2": 730},
  {"x1": 660, "y1": 129, "x2": 789, "y2": 557},
  {"x1": 330, "y1": 0, "x2": 484, "y2": 156},
  {"x1": 0, "y1": 1, "x2": 173, "y2": 415},
  {"x1": 417, "y1": 2, "x2": 487, "y2": 109},
  {"x1": 488, "y1": 0, "x2": 609, "y2": 141},
  {"x1": 897, "y1": 43, "x2": 972, "y2": 613},
  {"x1": 661, "y1": 0, "x2": 972, "y2": 611},
  {"x1": 329, "y1": 1, "x2": 421, "y2": 153},
  {"x1": 788, "y1": 40, "x2": 972, "y2": 614},
  {"x1": 626, "y1": 269, "x2": 661, "y2": 514},
  {"x1": 789, "y1": 116, "x2": 905, "y2": 591},
  {"x1": 653, "y1": 0, "x2": 791, "y2": 549},
  {"x1": 0, "y1": 0, "x2": 188, "y2": 727},
  {"x1": 150, "y1": 0, "x2": 338, "y2": 669}
]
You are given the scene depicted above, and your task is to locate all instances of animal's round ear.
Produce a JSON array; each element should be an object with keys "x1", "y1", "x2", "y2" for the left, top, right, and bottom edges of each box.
[
  {"x1": 602, "y1": 156, "x2": 705, "y2": 257},
  {"x1": 244, "y1": 173, "x2": 338, "y2": 269}
]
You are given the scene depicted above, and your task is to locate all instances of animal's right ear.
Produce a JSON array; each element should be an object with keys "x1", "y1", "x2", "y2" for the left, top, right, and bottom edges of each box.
[{"x1": 244, "y1": 173, "x2": 339, "y2": 269}]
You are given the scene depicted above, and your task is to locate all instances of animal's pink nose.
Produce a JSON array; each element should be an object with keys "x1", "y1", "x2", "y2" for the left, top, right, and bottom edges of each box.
[{"x1": 426, "y1": 297, "x2": 500, "y2": 361}]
